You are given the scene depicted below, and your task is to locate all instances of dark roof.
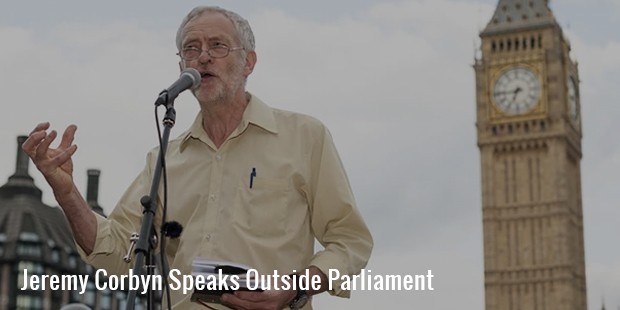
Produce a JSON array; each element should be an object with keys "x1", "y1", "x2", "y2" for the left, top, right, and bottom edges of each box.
[
  {"x1": 0, "y1": 193, "x2": 76, "y2": 260},
  {"x1": 481, "y1": 0, "x2": 558, "y2": 36}
]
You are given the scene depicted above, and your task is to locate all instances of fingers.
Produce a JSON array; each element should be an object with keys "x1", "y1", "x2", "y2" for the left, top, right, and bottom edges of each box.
[
  {"x1": 221, "y1": 291, "x2": 281, "y2": 310},
  {"x1": 21, "y1": 122, "x2": 78, "y2": 193},
  {"x1": 232, "y1": 291, "x2": 264, "y2": 302},
  {"x1": 59, "y1": 124, "x2": 78, "y2": 148},
  {"x1": 49, "y1": 144, "x2": 78, "y2": 168},
  {"x1": 22, "y1": 122, "x2": 78, "y2": 165},
  {"x1": 22, "y1": 122, "x2": 51, "y2": 158},
  {"x1": 28, "y1": 122, "x2": 50, "y2": 135},
  {"x1": 35, "y1": 130, "x2": 58, "y2": 160},
  {"x1": 221, "y1": 293, "x2": 251, "y2": 310}
]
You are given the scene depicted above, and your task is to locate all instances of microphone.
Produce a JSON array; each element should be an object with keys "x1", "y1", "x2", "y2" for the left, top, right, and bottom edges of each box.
[
  {"x1": 162, "y1": 221, "x2": 184, "y2": 239},
  {"x1": 155, "y1": 68, "x2": 201, "y2": 105}
]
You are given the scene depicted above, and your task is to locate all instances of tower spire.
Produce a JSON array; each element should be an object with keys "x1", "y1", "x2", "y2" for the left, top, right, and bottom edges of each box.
[{"x1": 481, "y1": 0, "x2": 557, "y2": 36}]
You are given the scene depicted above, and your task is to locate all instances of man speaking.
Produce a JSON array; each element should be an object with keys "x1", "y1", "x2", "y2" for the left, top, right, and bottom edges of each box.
[{"x1": 22, "y1": 6, "x2": 373, "y2": 309}]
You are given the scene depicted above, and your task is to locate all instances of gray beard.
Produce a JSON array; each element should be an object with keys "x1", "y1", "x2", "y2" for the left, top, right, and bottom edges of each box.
[{"x1": 199, "y1": 67, "x2": 247, "y2": 106}]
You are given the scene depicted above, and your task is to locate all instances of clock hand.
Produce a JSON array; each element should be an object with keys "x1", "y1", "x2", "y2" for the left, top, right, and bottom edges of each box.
[{"x1": 512, "y1": 87, "x2": 522, "y2": 101}]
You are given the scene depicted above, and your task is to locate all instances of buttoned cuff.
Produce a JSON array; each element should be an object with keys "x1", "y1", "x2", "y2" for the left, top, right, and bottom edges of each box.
[{"x1": 308, "y1": 251, "x2": 351, "y2": 298}]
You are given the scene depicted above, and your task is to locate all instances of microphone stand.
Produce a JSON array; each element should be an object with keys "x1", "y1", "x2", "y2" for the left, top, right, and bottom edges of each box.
[{"x1": 125, "y1": 91, "x2": 177, "y2": 310}]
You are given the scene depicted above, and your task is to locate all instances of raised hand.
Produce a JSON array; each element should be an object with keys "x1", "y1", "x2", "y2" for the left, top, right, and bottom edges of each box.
[
  {"x1": 22, "y1": 122, "x2": 97, "y2": 254},
  {"x1": 22, "y1": 122, "x2": 78, "y2": 199}
]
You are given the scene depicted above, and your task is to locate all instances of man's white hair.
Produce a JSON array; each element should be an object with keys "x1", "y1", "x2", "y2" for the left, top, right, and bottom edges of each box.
[{"x1": 175, "y1": 6, "x2": 255, "y2": 53}]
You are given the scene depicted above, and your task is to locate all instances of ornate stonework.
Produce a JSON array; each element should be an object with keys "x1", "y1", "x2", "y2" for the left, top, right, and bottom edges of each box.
[{"x1": 474, "y1": 1, "x2": 586, "y2": 309}]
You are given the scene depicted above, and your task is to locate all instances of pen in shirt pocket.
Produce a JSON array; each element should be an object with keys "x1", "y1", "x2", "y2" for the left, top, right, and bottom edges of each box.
[{"x1": 249, "y1": 167, "x2": 256, "y2": 189}]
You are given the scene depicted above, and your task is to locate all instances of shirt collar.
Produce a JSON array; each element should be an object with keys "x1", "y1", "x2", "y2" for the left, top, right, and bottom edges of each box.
[
  {"x1": 244, "y1": 93, "x2": 279, "y2": 134},
  {"x1": 180, "y1": 92, "x2": 278, "y2": 151}
]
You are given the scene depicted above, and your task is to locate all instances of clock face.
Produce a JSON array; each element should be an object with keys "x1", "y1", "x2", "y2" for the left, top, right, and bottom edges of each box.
[
  {"x1": 567, "y1": 77, "x2": 580, "y2": 124},
  {"x1": 492, "y1": 67, "x2": 541, "y2": 115}
]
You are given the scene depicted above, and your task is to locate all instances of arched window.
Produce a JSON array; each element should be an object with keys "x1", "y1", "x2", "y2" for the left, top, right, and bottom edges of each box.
[
  {"x1": 70, "y1": 287, "x2": 82, "y2": 303},
  {"x1": 116, "y1": 291, "x2": 127, "y2": 309},
  {"x1": 51, "y1": 247, "x2": 60, "y2": 263},
  {"x1": 85, "y1": 281, "x2": 97, "y2": 307},
  {"x1": 16, "y1": 294, "x2": 43, "y2": 309},
  {"x1": 0, "y1": 233, "x2": 5, "y2": 257},
  {"x1": 14, "y1": 261, "x2": 44, "y2": 309},
  {"x1": 515, "y1": 38, "x2": 520, "y2": 50},
  {"x1": 101, "y1": 288, "x2": 113, "y2": 310},
  {"x1": 68, "y1": 254, "x2": 78, "y2": 269},
  {"x1": 17, "y1": 232, "x2": 42, "y2": 257}
]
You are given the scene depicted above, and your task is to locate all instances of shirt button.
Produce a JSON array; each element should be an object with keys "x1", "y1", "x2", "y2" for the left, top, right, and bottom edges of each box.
[
  {"x1": 216, "y1": 155, "x2": 222, "y2": 160},
  {"x1": 209, "y1": 194, "x2": 216, "y2": 200},
  {"x1": 206, "y1": 234, "x2": 211, "y2": 241}
]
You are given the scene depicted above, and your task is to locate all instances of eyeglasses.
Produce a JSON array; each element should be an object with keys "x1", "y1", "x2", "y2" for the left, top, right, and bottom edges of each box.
[{"x1": 177, "y1": 45, "x2": 244, "y2": 61}]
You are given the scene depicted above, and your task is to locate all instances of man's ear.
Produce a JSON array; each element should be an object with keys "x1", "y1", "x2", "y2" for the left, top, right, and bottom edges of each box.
[
  {"x1": 244, "y1": 50, "x2": 257, "y2": 77},
  {"x1": 179, "y1": 61, "x2": 185, "y2": 71}
]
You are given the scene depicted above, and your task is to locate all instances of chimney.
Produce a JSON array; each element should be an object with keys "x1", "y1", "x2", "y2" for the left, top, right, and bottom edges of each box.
[
  {"x1": 14, "y1": 136, "x2": 30, "y2": 177},
  {"x1": 0, "y1": 136, "x2": 42, "y2": 199},
  {"x1": 86, "y1": 169, "x2": 100, "y2": 204},
  {"x1": 86, "y1": 169, "x2": 106, "y2": 217}
]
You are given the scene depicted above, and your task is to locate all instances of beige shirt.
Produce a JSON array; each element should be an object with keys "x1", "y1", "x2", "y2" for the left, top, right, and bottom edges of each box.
[{"x1": 78, "y1": 94, "x2": 373, "y2": 309}]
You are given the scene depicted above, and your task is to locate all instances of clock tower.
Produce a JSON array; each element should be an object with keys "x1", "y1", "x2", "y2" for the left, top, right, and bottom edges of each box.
[{"x1": 474, "y1": 1, "x2": 586, "y2": 309}]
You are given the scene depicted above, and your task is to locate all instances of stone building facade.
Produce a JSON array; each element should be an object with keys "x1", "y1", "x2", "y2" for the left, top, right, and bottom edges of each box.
[{"x1": 474, "y1": 1, "x2": 586, "y2": 309}]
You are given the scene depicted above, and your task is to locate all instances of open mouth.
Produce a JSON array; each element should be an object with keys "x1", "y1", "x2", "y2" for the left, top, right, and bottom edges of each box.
[{"x1": 201, "y1": 71, "x2": 215, "y2": 80}]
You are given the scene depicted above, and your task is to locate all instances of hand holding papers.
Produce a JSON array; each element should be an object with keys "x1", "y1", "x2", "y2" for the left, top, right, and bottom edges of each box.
[
  {"x1": 189, "y1": 257, "x2": 323, "y2": 307},
  {"x1": 189, "y1": 258, "x2": 264, "y2": 304}
]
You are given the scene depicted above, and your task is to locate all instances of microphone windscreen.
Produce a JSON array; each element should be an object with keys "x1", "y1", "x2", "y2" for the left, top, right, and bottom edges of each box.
[{"x1": 182, "y1": 68, "x2": 201, "y2": 90}]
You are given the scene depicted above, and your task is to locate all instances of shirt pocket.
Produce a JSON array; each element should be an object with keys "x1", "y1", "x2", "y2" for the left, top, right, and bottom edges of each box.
[{"x1": 233, "y1": 177, "x2": 290, "y2": 237}]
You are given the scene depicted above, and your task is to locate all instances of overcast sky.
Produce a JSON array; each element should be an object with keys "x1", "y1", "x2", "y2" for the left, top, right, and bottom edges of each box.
[{"x1": 1, "y1": 0, "x2": 619, "y2": 309}]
